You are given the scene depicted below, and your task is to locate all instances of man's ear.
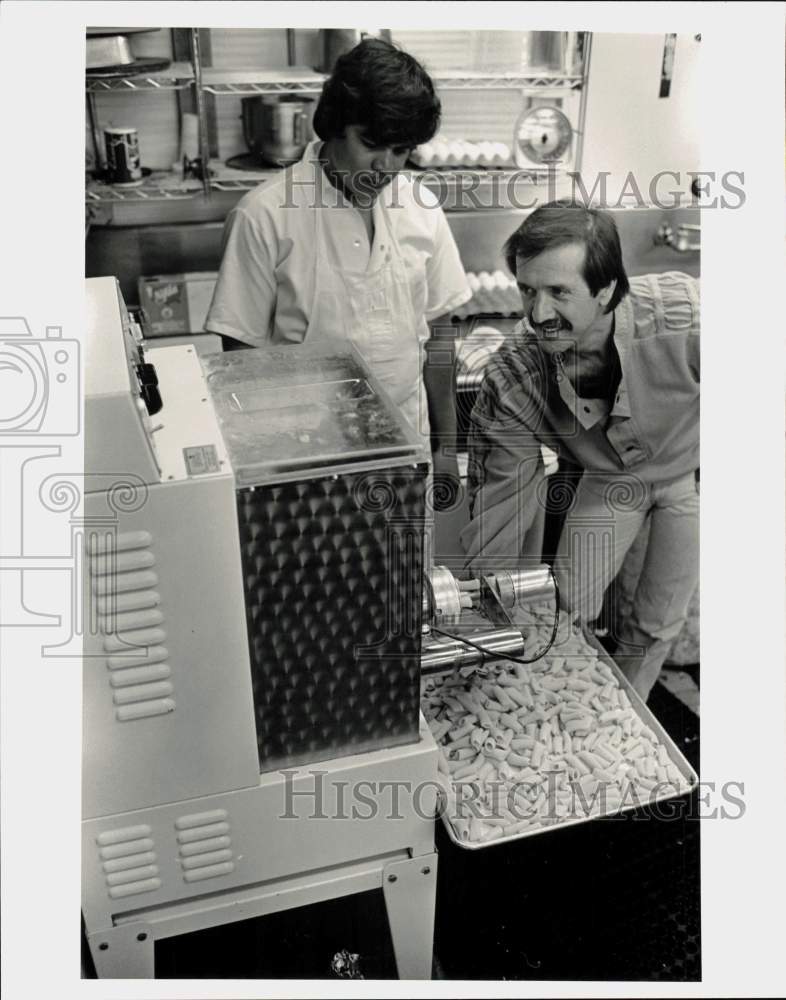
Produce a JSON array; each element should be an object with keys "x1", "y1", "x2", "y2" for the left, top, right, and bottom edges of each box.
[{"x1": 598, "y1": 279, "x2": 617, "y2": 312}]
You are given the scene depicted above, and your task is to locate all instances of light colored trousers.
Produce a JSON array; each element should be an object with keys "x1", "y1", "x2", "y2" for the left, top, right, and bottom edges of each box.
[{"x1": 552, "y1": 470, "x2": 699, "y2": 701}]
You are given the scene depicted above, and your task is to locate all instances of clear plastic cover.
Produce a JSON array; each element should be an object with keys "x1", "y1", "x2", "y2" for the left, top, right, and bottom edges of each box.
[{"x1": 201, "y1": 341, "x2": 425, "y2": 484}]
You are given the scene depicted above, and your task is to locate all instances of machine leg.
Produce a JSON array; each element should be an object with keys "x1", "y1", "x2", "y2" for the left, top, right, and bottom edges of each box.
[
  {"x1": 86, "y1": 921, "x2": 155, "y2": 978},
  {"x1": 382, "y1": 852, "x2": 438, "y2": 980}
]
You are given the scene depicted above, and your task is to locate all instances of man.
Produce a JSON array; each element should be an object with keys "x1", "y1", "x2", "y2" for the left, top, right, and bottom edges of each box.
[
  {"x1": 205, "y1": 39, "x2": 471, "y2": 482},
  {"x1": 460, "y1": 200, "x2": 699, "y2": 701}
]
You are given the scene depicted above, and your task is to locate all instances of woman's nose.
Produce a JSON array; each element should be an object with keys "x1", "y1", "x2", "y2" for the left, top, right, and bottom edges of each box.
[{"x1": 372, "y1": 148, "x2": 400, "y2": 172}]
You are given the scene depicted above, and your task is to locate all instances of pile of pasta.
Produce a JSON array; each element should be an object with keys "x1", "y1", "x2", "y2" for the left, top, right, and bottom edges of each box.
[{"x1": 421, "y1": 602, "x2": 693, "y2": 846}]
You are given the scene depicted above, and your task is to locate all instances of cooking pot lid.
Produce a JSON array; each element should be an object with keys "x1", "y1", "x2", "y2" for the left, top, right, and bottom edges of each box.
[
  {"x1": 87, "y1": 27, "x2": 161, "y2": 36},
  {"x1": 87, "y1": 57, "x2": 173, "y2": 78}
]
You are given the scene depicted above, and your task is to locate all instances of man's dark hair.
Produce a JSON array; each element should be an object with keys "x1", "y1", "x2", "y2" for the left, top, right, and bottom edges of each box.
[
  {"x1": 313, "y1": 38, "x2": 440, "y2": 149},
  {"x1": 504, "y1": 200, "x2": 631, "y2": 312}
]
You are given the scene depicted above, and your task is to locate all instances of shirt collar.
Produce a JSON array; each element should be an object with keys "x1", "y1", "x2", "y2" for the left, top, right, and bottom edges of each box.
[
  {"x1": 519, "y1": 300, "x2": 635, "y2": 425},
  {"x1": 301, "y1": 140, "x2": 351, "y2": 209},
  {"x1": 552, "y1": 353, "x2": 610, "y2": 429}
]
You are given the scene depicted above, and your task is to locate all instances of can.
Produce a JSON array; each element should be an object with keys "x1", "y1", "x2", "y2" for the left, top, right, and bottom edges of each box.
[{"x1": 104, "y1": 127, "x2": 142, "y2": 185}]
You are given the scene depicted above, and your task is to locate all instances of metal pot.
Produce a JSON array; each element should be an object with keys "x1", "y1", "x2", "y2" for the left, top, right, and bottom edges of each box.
[
  {"x1": 86, "y1": 34, "x2": 135, "y2": 70},
  {"x1": 316, "y1": 29, "x2": 392, "y2": 74},
  {"x1": 241, "y1": 96, "x2": 315, "y2": 167}
]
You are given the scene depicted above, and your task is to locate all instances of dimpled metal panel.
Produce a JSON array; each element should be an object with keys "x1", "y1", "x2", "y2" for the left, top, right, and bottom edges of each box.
[{"x1": 237, "y1": 465, "x2": 428, "y2": 771}]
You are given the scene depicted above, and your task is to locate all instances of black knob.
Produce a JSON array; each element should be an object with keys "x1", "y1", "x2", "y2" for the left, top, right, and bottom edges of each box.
[{"x1": 136, "y1": 362, "x2": 163, "y2": 416}]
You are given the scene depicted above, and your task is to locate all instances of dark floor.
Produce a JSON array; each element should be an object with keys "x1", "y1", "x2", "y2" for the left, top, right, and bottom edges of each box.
[
  {"x1": 148, "y1": 679, "x2": 701, "y2": 982},
  {"x1": 433, "y1": 678, "x2": 700, "y2": 982}
]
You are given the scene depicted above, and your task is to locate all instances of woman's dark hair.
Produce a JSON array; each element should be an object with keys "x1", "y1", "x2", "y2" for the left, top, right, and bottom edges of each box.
[
  {"x1": 504, "y1": 200, "x2": 630, "y2": 312},
  {"x1": 313, "y1": 38, "x2": 440, "y2": 148}
]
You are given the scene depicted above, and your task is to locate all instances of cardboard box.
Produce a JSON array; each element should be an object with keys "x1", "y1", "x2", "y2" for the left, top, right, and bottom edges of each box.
[{"x1": 138, "y1": 272, "x2": 218, "y2": 336}]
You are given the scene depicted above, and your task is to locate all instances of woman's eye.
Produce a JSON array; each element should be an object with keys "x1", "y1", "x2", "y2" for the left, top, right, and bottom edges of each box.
[{"x1": 360, "y1": 139, "x2": 411, "y2": 157}]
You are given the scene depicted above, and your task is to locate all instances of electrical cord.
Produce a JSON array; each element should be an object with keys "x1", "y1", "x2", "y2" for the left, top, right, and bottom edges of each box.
[{"x1": 429, "y1": 567, "x2": 562, "y2": 667}]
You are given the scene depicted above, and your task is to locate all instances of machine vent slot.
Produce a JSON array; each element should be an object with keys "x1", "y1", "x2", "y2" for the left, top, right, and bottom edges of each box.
[
  {"x1": 86, "y1": 531, "x2": 176, "y2": 722},
  {"x1": 175, "y1": 809, "x2": 236, "y2": 884},
  {"x1": 96, "y1": 824, "x2": 161, "y2": 900}
]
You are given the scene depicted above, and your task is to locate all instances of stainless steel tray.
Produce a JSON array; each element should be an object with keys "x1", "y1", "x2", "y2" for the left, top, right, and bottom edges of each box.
[{"x1": 436, "y1": 629, "x2": 698, "y2": 851}]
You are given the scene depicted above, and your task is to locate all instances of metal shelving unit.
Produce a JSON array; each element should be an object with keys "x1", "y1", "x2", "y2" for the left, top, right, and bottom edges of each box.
[{"x1": 85, "y1": 30, "x2": 593, "y2": 219}]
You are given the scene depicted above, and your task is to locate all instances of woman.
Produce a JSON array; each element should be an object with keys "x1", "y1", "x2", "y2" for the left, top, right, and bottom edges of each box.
[{"x1": 205, "y1": 38, "x2": 471, "y2": 480}]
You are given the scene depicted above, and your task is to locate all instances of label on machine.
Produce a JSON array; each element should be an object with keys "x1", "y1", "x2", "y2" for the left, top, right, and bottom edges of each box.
[{"x1": 183, "y1": 445, "x2": 221, "y2": 476}]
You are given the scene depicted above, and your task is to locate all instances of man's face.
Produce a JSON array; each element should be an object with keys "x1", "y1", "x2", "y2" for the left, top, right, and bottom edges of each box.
[
  {"x1": 516, "y1": 242, "x2": 614, "y2": 357},
  {"x1": 328, "y1": 125, "x2": 412, "y2": 203}
]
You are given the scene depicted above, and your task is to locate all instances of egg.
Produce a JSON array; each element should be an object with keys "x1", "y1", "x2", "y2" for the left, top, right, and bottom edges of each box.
[
  {"x1": 462, "y1": 142, "x2": 481, "y2": 167},
  {"x1": 492, "y1": 142, "x2": 510, "y2": 166},
  {"x1": 467, "y1": 272, "x2": 482, "y2": 294},
  {"x1": 477, "y1": 141, "x2": 495, "y2": 167},
  {"x1": 447, "y1": 141, "x2": 464, "y2": 167},
  {"x1": 413, "y1": 143, "x2": 433, "y2": 167},
  {"x1": 432, "y1": 140, "x2": 450, "y2": 167},
  {"x1": 479, "y1": 271, "x2": 495, "y2": 292}
]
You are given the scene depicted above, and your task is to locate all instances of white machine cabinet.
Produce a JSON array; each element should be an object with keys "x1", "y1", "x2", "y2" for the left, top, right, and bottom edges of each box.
[{"x1": 82, "y1": 277, "x2": 438, "y2": 979}]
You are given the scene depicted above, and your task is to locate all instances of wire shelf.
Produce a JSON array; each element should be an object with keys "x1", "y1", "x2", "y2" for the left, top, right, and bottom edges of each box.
[
  {"x1": 86, "y1": 183, "x2": 200, "y2": 203},
  {"x1": 433, "y1": 71, "x2": 583, "y2": 91},
  {"x1": 201, "y1": 67, "x2": 326, "y2": 95},
  {"x1": 199, "y1": 68, "x2": 583, "y2": 96},
  {"x1": 86, "y1": 62, "x2": 194, "y2": 92},
  {"x1": 86, "y1": 65, "x2": 582, "y2": 96}
]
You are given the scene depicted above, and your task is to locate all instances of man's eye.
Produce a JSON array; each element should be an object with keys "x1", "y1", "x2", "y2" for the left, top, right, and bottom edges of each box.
[{"x1": 520, "y1": 287, "x2": 534, "y2": 297}]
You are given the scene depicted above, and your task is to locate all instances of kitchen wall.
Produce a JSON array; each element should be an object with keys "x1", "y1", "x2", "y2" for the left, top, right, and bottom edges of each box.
[{"x1": 580, "y1": 32, "x2": 701, "y2": 204}]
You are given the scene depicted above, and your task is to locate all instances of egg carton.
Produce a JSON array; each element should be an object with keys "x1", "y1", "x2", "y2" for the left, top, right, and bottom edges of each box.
[
  {"x1": 411, "y1": 137, "x2": 514, "y2": 170},
  {"x1": 454, "y1": 271, "x2": 523, "y2": 319}
]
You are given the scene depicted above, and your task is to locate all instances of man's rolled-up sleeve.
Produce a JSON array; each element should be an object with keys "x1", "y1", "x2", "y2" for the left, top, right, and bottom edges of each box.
[{"x1": 460, "y1": 363, "x2": 546, "y2": 572}]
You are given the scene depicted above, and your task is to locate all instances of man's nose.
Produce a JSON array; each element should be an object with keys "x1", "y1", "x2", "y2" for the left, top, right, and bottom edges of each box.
[{"x1": 531, "y1": 292, "x2": 556, "y2": 325}]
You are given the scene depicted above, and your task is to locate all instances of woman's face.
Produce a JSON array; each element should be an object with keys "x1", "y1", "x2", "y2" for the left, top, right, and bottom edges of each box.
[{"x1": 324, "y1": 125, "x2": 412, "y2": 204}]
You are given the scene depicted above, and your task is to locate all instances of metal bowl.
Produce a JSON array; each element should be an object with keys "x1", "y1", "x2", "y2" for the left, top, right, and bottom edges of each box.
[{"x1": 86, "y1": 34, "x2": 135, "y2": 70}]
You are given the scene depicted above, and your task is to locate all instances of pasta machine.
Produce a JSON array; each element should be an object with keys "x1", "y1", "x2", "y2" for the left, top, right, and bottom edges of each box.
[{"x1": 81, "y1": 277, "x2": 554, "y2": 980}]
